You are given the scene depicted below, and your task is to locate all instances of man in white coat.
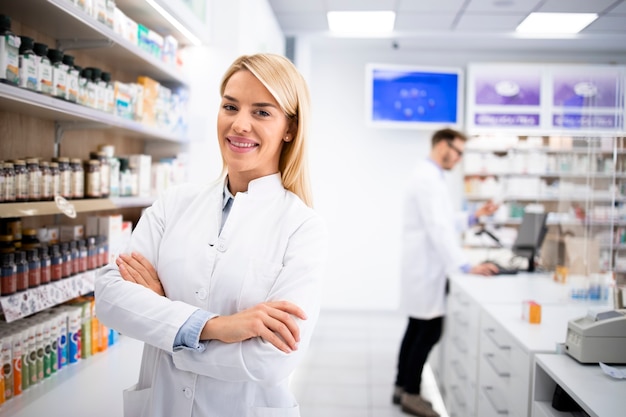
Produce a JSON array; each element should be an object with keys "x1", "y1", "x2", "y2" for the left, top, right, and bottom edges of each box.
[{"x1": 393, "y1": 128, "x2": 498, "y2": 417}]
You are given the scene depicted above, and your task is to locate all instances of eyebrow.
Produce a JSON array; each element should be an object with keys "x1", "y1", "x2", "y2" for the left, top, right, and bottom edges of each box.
[{"x1": 222, "y1": 94, "x2": 278, "y2": 109}]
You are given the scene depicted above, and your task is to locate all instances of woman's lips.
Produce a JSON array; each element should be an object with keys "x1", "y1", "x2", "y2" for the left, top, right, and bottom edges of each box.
[{"x1": 227, "y1": 137, "x2": 259, "y2": 153}]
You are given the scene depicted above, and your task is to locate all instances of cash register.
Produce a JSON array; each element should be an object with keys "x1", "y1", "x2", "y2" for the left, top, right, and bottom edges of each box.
[{"x1": 565, "y1": 309, "x2": 626, "y2": 364}]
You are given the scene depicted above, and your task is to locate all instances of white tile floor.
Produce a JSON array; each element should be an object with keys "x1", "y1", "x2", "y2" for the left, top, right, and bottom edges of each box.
[{"x1": 290, "y1": 309, "x2": 449, "y2": 417}]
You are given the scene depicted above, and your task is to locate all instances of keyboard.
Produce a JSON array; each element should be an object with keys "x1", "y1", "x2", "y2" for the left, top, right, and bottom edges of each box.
[{"x1": 483, "y1": 261, "x2": 519, "y2": 275}]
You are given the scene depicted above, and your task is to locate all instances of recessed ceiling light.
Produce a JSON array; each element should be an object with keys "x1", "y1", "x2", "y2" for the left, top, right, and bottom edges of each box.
[
  {"x1": 327, "y1": 11, "x2": 396, "y2": 34},
  {"x1": 516, "y1": 12, "x2": 598, "y2": 34}
]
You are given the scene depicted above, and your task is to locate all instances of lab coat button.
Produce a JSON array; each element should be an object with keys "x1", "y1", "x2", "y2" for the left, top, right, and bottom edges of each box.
[
  {"x1": 196, "y1": 288, "x2": 207, "y2": 300},
  {"x1": 183, "y1": 387, "x2": 193, "y2": 399},
  {"x1": 217, "y1": 239, "x2": 227, "y2": 252}
]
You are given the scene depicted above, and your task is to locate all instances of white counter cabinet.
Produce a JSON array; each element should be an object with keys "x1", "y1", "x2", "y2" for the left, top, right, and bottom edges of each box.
[
  {"x1": 533, "y1": 353, "x2": 626, "y2": 417},
  {"x1": 439, "y1": 273, "x2": 611, "y2": 417}
]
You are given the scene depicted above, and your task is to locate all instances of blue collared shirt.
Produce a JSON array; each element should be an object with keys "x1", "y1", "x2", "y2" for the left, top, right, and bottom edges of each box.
[{"x1": 172, "y1": 181, "x2": 236, "y2": 351}]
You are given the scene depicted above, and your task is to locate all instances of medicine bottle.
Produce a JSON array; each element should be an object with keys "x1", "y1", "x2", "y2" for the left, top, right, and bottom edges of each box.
[
  {"x1": 79, "y1": 68, "x2": 94, "y2": 108},
  {"x1": 88, "y1": 67, "x2": 105, "y2": 111},
  {"x1": 13, "y1": 250, "x2": 27, "y2": 294},
  {"x1": 13, "y1": 160, "x2": 28, "y2": 202},
  {"x1": 21, "y1": 228, "x2": 40, "y2": 251},
  {"x1": 69, "y1": 240, "x2": 79, "y2": 274},
  {"x1": 47, "y1": 49, "x2": 67, "y2": 99},
  {"x1": 62, "y1": 54, "x2": 79, "y2": 103},
  {"x1": 60, "y1": 242, "x2": 72, "y2": 279},
  {"x1": 77, "y1": 239, "x2": 87, "y2": 273},
  {"x1": 56, "y1": 157, "x2": 71, "y2": 199},
  {"x1": 40, "y1": 161, "x2": 52, "y2": 200},
  {"x1": 0, "y1": 235, "x2": 14, "y2": 254},
  {"x1": 85, "y1": 159, "x2": 101, "y2": 198},
  {"x1": 26, "y1": 158, "x2": 41, "y2": 201},
  {"x1": 90, "y1": 151, "x2": 109, "y2": 197},
  {"x1": 26, "y1": 248, "x2": 40, "y2": 289},
  {"x1": 101, "y1": 72, "x2": 115, "y2": 113},
  {"x1": 0, "y1": 252, "x2": 17, "y2": 296},
  {"x1": 3, "y1": 162, "x2": 15, "y2": 202},
  {"x1": 49, "y1": 161, "x2": 60, "y2": 198},
  {"x1": 18, "y1": 36, "x2": 38, "y2": 91},
  {"x1": 70, "y1": 158, "x2": 84, "y2": 199},
  {"x1": 0, "y1": 15, "x2": 20, "y2": 86},
  {"x1": 49, "y1": 244, "x2": 62, "y2": 281},
  {"x1": 39, "y1": 245, "x2": 51, "y2": 285},
  {"x1": 33, "y1": 42, "x2": 53, "y2": 95},
  {"x1": 87, "y1": 236, "x2": 97, "y2": 270}
]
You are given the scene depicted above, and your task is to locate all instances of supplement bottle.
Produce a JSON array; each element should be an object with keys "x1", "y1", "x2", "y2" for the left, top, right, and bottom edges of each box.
[
  {"x1": 3, "y1": 162, "x2": 15, "y2": 202},
  {"x1": 18, "y1": 36, "x2": 37, "y2": 91},
  {"x1": 56, "y1": 157, "x2": 72, "y2": 199},
  {"x1": 13, "y1": 251, "x2": 25, "y2": 295},
  {"x1": 62, "y1": 55, "x2": 79, "y2": 103},
  {"x1": 39, "y1": 245, "x2": 51, "y2": 285},
  {"x1": 47, "y1": 49, "x2": 67, "y2": 99},
  {"x1": 33, "y1": 42, "x2": 53, "y2": 95},
  {"x1": 0, "y1": 252, "x2": 16, "y2": 296},
  {"x1": 70, "y1": 158, "x2": 84, "y2": 199},
  {"x1": 40, "y1": 161, "x2": 53, "y2": 200},
  {"x1": 0, "y1": 15, "x2": 20, "y2": 85},
  {"x1": 49, "y1": 161, "x2": 60, "y2": 197},
  {"x1": 13, "y1": 160, "x2": 28, "y2": 202},
  {"x1": 85, "y1": 159, "x2": 101, "y2": 198},
  {"x1": 101, "y1": 72, "x2": 114, "y2": 113},
  {"x1": 26, "y1": 158, "x2": 41, "y2": 201}
]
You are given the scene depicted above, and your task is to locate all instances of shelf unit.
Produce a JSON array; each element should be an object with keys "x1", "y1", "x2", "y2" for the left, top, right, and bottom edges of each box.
[
  {"x1": 462, "y1": 135, "x2": 626, "y2": 273},
  {"x1": 0, "y1": 1, "x2": 190, "y2": 412}
]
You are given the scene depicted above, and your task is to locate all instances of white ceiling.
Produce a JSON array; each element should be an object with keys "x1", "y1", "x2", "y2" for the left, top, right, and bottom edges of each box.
[{"x1": 267, "y1": 0, "x2": 626, "y2": 52}]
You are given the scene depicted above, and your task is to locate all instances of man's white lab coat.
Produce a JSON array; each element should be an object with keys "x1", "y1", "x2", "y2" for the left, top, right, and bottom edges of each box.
[
  {"x1": 399, "y1": 159, "x2": 469, "y2": 320},
  {"x1": 95, "y1": 174, "x2": 328, "y2": 417}
]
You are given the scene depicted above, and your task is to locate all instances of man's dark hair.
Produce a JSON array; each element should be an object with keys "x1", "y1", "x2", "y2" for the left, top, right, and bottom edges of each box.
[{"x1": 431, "y1": 128, "x2": 468, "y2": 147}]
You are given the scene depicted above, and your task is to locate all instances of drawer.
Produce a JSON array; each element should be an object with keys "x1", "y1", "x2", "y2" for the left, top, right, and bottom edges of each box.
[{"x1": 478, "y1": 313, "x2": 531, "y2": 417}]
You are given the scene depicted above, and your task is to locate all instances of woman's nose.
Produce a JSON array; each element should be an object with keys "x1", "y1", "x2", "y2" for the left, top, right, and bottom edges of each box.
[{"x1": 232, "y1": 112, "x2": 251, "y2": 133}]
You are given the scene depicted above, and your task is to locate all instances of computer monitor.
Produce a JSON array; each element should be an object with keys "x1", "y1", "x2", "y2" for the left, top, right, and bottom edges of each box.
[{"x1": 512, "y1": 212, "x2": 548, "y2": 272}]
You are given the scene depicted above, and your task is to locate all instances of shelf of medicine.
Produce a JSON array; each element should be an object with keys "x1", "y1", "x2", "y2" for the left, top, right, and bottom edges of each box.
[
  {"x1": 464, "y1": 172, "x2": 626, "y2": 179},
  {"x1": 483, "y1": 219, "x2": 626, "y2": 227},
  {"x1": 2, "y1": 0, "x2": 188, "y2": 85},
  {"x1": 0, "y1": 83, "x2": 185, "y2": 143},
  {"x1": 466, "y1": 195, "x2": 625, "y2": 202},
  {"x1": 0, "y1": 197, "x2": 157, "y2": 218},
  {"x1": 465, "y1": 147, "x2": 626, "y2": 155},
  {"x1": 0, "y1": 270, "x2": 96, "y2": 322}
]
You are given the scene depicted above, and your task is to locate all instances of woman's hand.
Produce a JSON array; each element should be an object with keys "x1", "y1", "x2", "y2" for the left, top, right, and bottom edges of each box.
[
  {"x1": 116, "y1": 252, "x2": 165, "y2": 296},
  {"x1": 201, "y1": 301, "x2": 307, "y2": 354}
]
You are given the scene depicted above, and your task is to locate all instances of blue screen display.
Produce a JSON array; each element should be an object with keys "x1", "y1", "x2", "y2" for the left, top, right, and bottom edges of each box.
[{"x1": 371, "y1": 69, "x2": 459, "y2": 124}]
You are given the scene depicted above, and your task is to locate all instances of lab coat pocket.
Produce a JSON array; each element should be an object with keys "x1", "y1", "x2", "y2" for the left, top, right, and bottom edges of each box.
[
  {"x1": 239, "y1": 257, "x2": 283, "y2": 309},
  {"x1": 123, "y1": 383, "x2": 151, "y2": 417},
  {"x1": 250, "y1": 404, "x2": 300, "y2": 417}
]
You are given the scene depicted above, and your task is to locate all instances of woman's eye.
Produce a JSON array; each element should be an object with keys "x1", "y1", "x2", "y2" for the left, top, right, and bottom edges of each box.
[
  {"x1": 256, "y1": 109, "x2": 270, "y2": 117},
  {"x1": 223, "y1": 104, "x2": 237, "y2": 111}
]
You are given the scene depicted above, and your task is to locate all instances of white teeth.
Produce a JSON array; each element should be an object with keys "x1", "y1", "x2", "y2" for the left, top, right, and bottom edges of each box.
[{"x1": 230, "y1": 140, "x2": 257, "y2": 148}]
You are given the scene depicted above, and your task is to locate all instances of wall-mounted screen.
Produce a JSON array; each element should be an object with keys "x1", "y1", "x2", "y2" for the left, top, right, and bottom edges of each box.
[{"x1": 365, "y1": 63, "x2": 464, "y2": 129}]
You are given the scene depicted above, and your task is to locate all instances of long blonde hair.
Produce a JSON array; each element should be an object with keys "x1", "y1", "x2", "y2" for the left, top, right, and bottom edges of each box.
[{"x1": 219, "y1": 53, "x2": 313, "y2": 207}]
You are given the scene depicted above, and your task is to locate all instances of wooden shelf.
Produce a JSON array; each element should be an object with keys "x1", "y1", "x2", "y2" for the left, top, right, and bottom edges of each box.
[
  {"x1": 0, "y1": 196, "x2": 157, "y2": 219},
  {"x1": 0, "y1": 83, "x2": 186, "y2": 143}
]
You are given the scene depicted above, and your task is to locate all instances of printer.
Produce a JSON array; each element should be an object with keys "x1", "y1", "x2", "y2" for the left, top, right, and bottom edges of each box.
[{"x1": 565, "y1": 310, "x2": 626, "y2": 364}]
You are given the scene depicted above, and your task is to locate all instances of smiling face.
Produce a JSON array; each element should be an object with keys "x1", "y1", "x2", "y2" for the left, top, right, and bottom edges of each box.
[{"x1": 218, "y1": 69, "x2": 292, "y2": 193}]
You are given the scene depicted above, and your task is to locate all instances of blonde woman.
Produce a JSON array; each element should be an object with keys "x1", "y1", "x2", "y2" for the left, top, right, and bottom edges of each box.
[{"x1": 95, "y1": 53, "x2": 328, "y2": 417}]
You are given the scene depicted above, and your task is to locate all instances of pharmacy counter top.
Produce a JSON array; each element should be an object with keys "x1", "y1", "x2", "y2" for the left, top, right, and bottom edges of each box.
[
  {"x1": 450, "y1": 272, "x2": 609, "y2": 306},
  {"x1": 0, "y1": 336, "x2": 143, "y2": 417}
]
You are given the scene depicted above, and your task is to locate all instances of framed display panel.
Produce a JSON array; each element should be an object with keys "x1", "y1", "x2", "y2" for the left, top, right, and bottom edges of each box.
[{"x1": 365, "y1": 63, "x2": 464, "y2": 130}]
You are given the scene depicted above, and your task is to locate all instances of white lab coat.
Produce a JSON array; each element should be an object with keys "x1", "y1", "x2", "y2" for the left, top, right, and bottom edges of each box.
[
  {"x1": 95, "y1": 174, "x2": 328, "y2": 417},
  {"x1": 399, "y1": 159, "x2": 469, "y2": 320}
]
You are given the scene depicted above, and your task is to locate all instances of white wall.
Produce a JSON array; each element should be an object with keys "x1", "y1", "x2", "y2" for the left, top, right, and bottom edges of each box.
[{"x1": 296, "y1": 38, "x2": 626, "y2": 311}]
